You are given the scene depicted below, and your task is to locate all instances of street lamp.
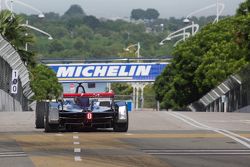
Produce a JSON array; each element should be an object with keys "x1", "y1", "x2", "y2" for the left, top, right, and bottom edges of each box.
[
  {"x1": 184, "y1": 1, "x2": 225, "y2": 24},
  {"x1": 160, "y1": 32, "x2": 191, "y2": 47},
  {"x1": 169, "y1": 24, "x2": 199, "y2": 39},
  {"x1": 125, "y1": 42, "x2": 142, "y2": 110},
  {"x1": 124, "y1": 42, "x2": 141, "y2": 63},
  {"x1": 5, "y1": 0, "x2": 45, "y2": 18},
  {"x1": 160, "y1": 23, "x2": 199, "y2": 46},
  {"x1": 21, "y1": 20, "x2": 53, "y2": 51},
  {"x1": 183, "y1": 18, "x2": 197, "y2": 36}
]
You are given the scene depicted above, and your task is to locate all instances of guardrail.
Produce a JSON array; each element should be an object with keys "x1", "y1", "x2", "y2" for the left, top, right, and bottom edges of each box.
[
  {"x1": 0, "y1": 34, "x2": 33, "y2": 111},
  {"x1": 189, "y1": 72, "x2": 250, "y2": 113}
]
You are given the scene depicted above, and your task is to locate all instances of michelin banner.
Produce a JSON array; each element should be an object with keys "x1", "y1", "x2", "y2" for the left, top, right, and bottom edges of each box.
[{"x1": 48, "y1": 63, "x2": 168, "y2": 83}]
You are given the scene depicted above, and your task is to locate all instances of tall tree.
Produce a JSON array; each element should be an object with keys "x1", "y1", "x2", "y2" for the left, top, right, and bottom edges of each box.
[
  {"x1": 64, "y1": 4, "x2": 86, "y2": 17},
  {"x1": 131, "y1": 9, "x2": 145, "y2": 20},
  {"x1": 0, "y1": 10, "x2": 35, "y2": 66},
  {"x1": 31, "y1": 64, "x2": 63, "y2": 101},
  {"x1": 145, "y1": 8, "x2": 160, "y2": 20},
  {"x1": 236, "y1": 0, "x2": 250, "y2": 16},
  {"x1": 154, "y1": 15, "x2": 249, "y2": 110},
  {"x1": 83, "y1": 15, "x2": 101, "y2": 29},
  {"x1": 48, "y1": 40, "x2": 65, "y2": 53}
]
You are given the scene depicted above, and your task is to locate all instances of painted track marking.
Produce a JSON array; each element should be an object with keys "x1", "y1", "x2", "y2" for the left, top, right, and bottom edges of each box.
[
  {"x1": 74, "y1": 148, "x2": 81, "y2": 153},
  {"x1": 143, "y1": 149, "x2": 250, "y2": 155},
  {"x1": 73, "y1": 136, "x2": 79, "y2": 139},
  {"x1": 72, "y1": 133, "x2": 82, "y2": 162},
  {"x1": 0, "y1": 151, "x2": 27, "y2": 158},
  {"x1": 168, "y1": 112, "x2": 250, "y2": 149},
  {"x1": 74, "y1": 156, "x2": 82, "y2": 161},
  {"x1": 74, "y1": 142, "x2": 80, "y2": 145}
]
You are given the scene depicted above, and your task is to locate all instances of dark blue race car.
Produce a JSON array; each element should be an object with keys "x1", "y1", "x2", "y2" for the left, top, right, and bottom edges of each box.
[{"x1": 35, "y1": 84, "x2": 128, "y2": 132}]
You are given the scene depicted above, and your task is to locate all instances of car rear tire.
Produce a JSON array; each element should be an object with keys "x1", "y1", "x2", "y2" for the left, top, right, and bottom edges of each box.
[
  {"x1": 113, "y1": 102, "x2": 129, "y2": 132},
  {"x1": 35, "y1": 102, "x2": 46, "y2": 129}
]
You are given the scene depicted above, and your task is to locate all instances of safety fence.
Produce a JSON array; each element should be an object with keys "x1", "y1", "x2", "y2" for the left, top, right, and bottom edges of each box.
[
  {"x1": 190, "y1": 66, "x2": 250, "y2": 112},
  {"x1": 0, "y1": 34, "x2": 33, "y2": 111}
]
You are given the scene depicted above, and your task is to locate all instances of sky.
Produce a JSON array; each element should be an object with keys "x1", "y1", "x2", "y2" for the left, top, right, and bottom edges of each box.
[{"x1": 1, "y1": 0, "x2": 246, "y2": 19}]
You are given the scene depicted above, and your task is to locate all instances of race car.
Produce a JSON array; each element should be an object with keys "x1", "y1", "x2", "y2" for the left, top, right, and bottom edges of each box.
[{"x1": 35, "y1": 83, "x2": 129, "y2": 132}]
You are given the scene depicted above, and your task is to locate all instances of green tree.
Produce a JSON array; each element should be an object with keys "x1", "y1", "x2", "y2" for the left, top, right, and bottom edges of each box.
[
  {"x1": 64, "y1": 4, "x2": 86, "y2": 17},
  {"x1": 145, "y1": 8, "x2": 160, "y2": 20},
  {"x1": 236, "y1": 0, "x2": 250, "y2": 16},
  {"x1": 31, "y1": 64, "x2": 63, "y2": 101},
  {"x1": 0, "y1": 10, "x2": 35, "y2": 66},
  {"x1": 111, "y1": 83, "x2": 132, "y2": 95},
  {"x1": 131, "y1": 9, "x2": 145, "y2": 20},
  {"x1": 75, "y1": 25, "x2": 94, "y2": 39},
  {"x1": 83, "y1": 15, "x2": 101, "y2": 29},
  {"x1": 49, "y1": 40, "x2": 65, "y2": 53},
  {"x1": 73, "y1": 39, "x2": 85, "y2": 50},
  {"x1": 154, "y1": 15, "x2": 250, "y2": 110}
]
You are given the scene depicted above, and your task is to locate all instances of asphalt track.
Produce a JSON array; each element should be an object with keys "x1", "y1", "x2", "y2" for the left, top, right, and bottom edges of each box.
[{"x1": 0, "y1": 111, "x2": 250, "y2": 167}]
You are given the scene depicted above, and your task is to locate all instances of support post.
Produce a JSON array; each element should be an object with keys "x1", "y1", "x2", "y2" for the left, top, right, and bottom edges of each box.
[{"x1": 136, "y1": 84, "x2": 139, "y2": 110}]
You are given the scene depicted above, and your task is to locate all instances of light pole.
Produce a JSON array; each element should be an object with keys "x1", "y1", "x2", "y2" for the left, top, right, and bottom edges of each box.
[
  {"x1": 159, "y1": 32, "x2": 191, "y2": 47},
  {"x1": 5, "y1": 0, "x2": 45, "y2": 18},
  {"x1": 21, "y1": 20, "x2": 53, "y2": 51},
  {"x1": 124, "y1": 42, "x2": 141, "y2": 63},
  {"x1": 4, "y1": 0, "x2": 50, "y2": 51},
  {"x1": 160, "y1": 23, "x2": 198, "y2": 47},
  {"x1": 216, "y1": 0, "x2": 220, "y2": 23},
  {"x1": 184, "y1": 1, "x2": 225, "y2": 24},
  {"x1": 183, "y1": 18, "x2": 196, "y2": 36},
  {"x1": 167, "y1": 24, "x2": 199, "y2": 39},
  {"x1": 125, "y1": 42, "x2": 142, "y2": 110}
]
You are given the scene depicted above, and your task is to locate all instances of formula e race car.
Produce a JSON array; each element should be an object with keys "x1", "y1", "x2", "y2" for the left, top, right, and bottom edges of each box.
[{"x1": 35, "y1": 84, "x2": 128, "y2": 132}]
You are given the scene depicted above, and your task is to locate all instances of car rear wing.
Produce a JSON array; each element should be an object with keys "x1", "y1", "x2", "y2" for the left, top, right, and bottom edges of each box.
[{"x1": 63, "y1": 92, "x2": 115, "y2": 98}]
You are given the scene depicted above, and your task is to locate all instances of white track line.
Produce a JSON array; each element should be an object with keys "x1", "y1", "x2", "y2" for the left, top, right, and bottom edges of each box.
[
  {"x1": 176, "y1": 112, "x2": 250, "y2": 143},
  {"x1": 173, "y1": 112, "x2": 250, "y2": 143},
  {"x1": 220, "y1": 129, "x2": 250, "y2": 142},
  {"x1": 0, "y1": 151, "x2": 27, "y2": 157},
  {"x1": 168, "y1": 112, "x2": 205, "y2": 130},
  {"x1": 148, "y1": 152, "x2": 250, "y2": 155},
  {"x1": 73, "y1": 136, "x2": 79, "y2": 139},
  {"x1": 73, "y1": 133, "x2": 82, "y2": 162},
  {"x1": 0, "y1": 152, "x2": 26, "y2": 155},
  {"x1": 125, "y1": 133, "x2": 133, "y2": 136},
  {"x1": 74, "y1": 156, "x2": 82, "y2": 161},
  {"x1": 74, "y1": 148, "x2": 81, "y2": 153},
  {"x1": 73, "y1": 142, "x2": 80, "y2": 145},
  {"x1": 143, "y1": 149, "x2": 250, "y2": 152},
  {"x1": 167, "y1": 112, "x2": 250, "y2": 149},
  {"x1": 0, "y1": 154, "x2": 27, "y2": 157}
]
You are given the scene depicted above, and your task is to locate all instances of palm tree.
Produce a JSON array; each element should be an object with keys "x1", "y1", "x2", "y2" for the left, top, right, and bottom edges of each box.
[{"x1": 0, "y1": 10, "x2": 35, "y2": 67}]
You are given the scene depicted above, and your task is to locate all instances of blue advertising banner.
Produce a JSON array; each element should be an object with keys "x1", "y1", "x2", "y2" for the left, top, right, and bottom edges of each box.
[{"x1": 48, "y1": 63, "x2": 168, "y2": 83}]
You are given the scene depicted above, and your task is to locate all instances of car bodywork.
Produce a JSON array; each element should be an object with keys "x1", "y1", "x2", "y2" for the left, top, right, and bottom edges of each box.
[{"x1": 36, "y1": 84, "x2": 129, "y2": 132}]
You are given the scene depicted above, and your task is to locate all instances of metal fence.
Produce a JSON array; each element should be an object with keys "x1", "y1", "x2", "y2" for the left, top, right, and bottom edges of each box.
[
  {"x1": 189, "y1": 72, "x2": 250, "y2": 113},
  {"x1": 0, "y1": 34, "x2": 33, "y2": 111}
]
